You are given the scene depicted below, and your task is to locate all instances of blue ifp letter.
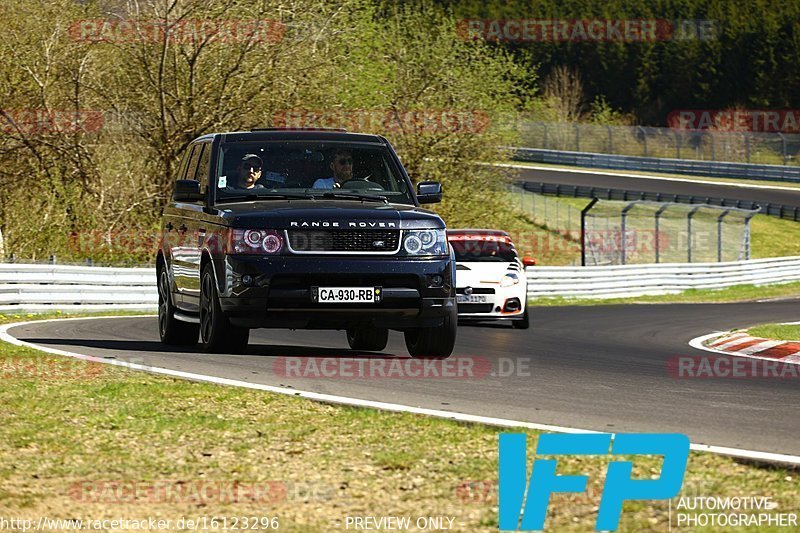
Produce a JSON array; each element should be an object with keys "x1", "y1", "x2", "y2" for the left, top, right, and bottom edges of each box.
[
  {"x1": 597, "y1": 433, "x2": 690, "y2": 531},
  {"x1": 499, "y1": 433, "x2": 612, "y2": 531}
]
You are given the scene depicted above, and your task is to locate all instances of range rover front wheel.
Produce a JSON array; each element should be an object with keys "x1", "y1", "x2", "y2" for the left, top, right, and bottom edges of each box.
[
  {"x1": 404, "y1": 305, "x2": 457, "y2": 359},
  {"x1": 199, "y1": 265, "x2": 249, "y2": 354}
]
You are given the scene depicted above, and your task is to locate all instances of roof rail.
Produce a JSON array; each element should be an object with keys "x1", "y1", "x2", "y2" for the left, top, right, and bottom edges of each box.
[{"x1": 250, "y1": 127, "x2": 348, "y2": 132}]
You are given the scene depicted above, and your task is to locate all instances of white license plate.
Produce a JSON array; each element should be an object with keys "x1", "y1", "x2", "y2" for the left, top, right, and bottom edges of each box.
[
  {"x1": 313, "y1": 286, "x2": 382, "y2": 303},
  {"x1": 457, "y1": 294, "x2": 487, "y2": 303}
]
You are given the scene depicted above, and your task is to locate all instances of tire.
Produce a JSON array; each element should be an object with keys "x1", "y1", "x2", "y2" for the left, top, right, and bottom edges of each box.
[
  {"x1": 199, "y1": 264, "x2": 249, "y2": 354},
  {"x1": 346, "y1": 327, "x2": 389, "y2": 351},
  {"x1": 157, "y1": 267, "x2": 199, "y2": 346},
  {"x1": 512, "y1": 306, "x2": 530, "y2": 330},
  {"x1": 404, "y1": 305, "x2": 457, "y2": 359}
]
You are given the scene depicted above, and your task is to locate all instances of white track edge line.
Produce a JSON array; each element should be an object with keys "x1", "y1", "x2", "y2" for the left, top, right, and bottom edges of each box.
[
  {"x1": 493, "y1": 162, "x2": 800, "y2": 193},
  {"x1": 3, "y1": 316, "x2": 800, "y2": 466}
]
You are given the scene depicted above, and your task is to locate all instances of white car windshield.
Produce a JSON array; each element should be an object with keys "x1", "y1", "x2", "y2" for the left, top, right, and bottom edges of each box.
[{"x1": 451, "y1": 240, "x2": 518, "y2": 262}]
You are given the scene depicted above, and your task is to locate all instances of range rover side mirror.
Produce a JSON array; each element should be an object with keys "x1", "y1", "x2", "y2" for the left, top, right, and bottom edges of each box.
[
  {"x1": 173, "y1": 179, "x2": 204, "y2": 202},
  {"x1": 522, "y1": 256, "x2": 537, "y2": 267},
  {"x1": 416, "y1": 181, "x2": 443, "y2": 204}
]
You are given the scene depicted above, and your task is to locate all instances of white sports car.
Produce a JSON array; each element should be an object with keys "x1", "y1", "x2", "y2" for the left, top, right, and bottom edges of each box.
[{"x1": 448, "y1": 229, "x2": 535, "y2": 329}]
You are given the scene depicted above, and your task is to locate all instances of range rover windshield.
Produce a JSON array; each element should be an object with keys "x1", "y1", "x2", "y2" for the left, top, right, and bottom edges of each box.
[{"x1": 215, "y1": 142, "x2": 414, "y2": 205}]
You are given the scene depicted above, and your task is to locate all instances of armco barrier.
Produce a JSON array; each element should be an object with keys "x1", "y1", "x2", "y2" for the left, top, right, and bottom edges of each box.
[
  {"x1": 526, "y1": 256, "x2": 800, "y2": 299},
  {"x1": 2, "y1": 258, "x2": 800, "y2": 311},
  {"x1": 509, "y1": 147, "x2": 800, "y2": 182},
  {"x1": 0, "y1": 264, "x2": 156, "y2": 312}
]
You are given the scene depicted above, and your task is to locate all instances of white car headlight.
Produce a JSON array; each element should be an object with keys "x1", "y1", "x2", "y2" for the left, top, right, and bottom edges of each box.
[
  {"x1": 403, "y1": 229, "x2": 447, "y2": 256},
  {"x1": 500, "y1": 272, "x2": 520, "y2": 287}
]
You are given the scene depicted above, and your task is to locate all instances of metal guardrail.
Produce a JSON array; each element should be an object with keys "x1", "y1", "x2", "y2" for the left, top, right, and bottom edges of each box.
[
  {"x1": 0, "y1": 264, "x2": 156, "y2": 312},
  {"x1": 2, "y1": 260, "x2": 800, "y2": 310},
  {"x1": 510, "y1": 147, "x2": 800, "y2": 183},
  {"x1": 520, "y1": 181, "x2": 800, "y2": 222},
  {"x1": 525, "y1": 256, "x2": 800, "y2": 299}
]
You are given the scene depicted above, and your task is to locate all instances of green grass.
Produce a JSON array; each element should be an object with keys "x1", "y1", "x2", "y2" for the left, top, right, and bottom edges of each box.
[
  {"x1": 747, "y1": 323, "x2": 800, "y2": 341},
  {"x1": 751, "y1": 215, "x2": 800, "y2": 258},
  {"x1": 531, "y1": 281, "x2": 800, "y2": 306},
  {"x1": 1, "y1": 313, "x2": 799, "y2": 531}
]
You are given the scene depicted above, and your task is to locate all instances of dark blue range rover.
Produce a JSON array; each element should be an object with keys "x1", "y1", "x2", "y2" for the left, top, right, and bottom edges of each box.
[{"x1": 156, "y1": 129, "x2": 457, "y2": 357}]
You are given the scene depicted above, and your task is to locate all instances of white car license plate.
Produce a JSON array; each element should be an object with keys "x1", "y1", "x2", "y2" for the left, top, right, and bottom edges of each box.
[
  {"x1": 457, "y1": 294, "x2": 487, "y2": 303},
  {"x1": 313, "y1": 286, "x2": 382, "y2": 303}
]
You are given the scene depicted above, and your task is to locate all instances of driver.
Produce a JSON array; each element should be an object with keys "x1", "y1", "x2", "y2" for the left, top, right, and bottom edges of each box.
[
  {"x1": 312, "y1": 148, "x2": 353, "y2": 189},
  {"x1": 234, "y1": 154, "x2": 265, "y2": 190}
]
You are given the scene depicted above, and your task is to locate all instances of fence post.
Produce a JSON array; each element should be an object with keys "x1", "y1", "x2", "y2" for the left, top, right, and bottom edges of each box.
[
  {"x1": 581, "y1": 198, "x2": 599, "y2": 267},
  {"x1": 743, "y1": 213, "x2": 756, "y2": 260},
  {"x1": 710, "y1": 134, "x2": 716, "y2": 161},
  {"x1": 654, "y1": 204, "x2": 670, "y2": 264},
  {"x1": 778, "y1": 133, "x2": 787, "y2": 165},
  {"x1": 620, "y1": 202, "x2": 637, "y2": 265},
  {"x1": 744, "y1": 133, "x2": 750, "y2": 163},
  {"x1": 542, "y1": 122, "x2": 548, "y2": 150},
  {"x1": 638, "y1": 126, "x2": 648, "y2": 157},
  {"x1": 687, "y1": 206, "x2": 701, "y2": 262},
  {"x1": 716, "y1": 210, "x2": 730, "y2": 262}
]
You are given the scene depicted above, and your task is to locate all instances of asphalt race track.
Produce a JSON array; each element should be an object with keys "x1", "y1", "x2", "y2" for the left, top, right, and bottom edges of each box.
[
  {"x1": 9, "y1": 300, "x2": 800, "y2": 456},
  {"x1": 515, "y1": 166, "x2": 800, "y2": 209}
]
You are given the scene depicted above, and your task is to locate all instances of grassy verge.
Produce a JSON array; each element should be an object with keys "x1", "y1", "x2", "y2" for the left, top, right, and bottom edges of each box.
[
  {"x1": 1, "y1": 313, "x2": 799, "y2": 531},
  {"x1": 531, "y1": 281, "x2": 800, "y2": 307},
  {"x1": 747, "y1": 323, "x2": 800, "y2": 341}
]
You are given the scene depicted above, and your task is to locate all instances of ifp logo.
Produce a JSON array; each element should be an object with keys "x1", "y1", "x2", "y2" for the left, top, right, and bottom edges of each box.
[{"x1": 498, "y1": 433, "x2": 689, "y2": 531}]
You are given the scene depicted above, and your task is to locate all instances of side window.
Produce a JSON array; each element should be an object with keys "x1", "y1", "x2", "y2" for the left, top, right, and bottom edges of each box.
[
  {"x1": 194, "y1": 143, "x2": 211, "y2": 190},
  {"x1": 184, "y1": 144, "x2": 202, "y2": 183},
  {"x1": 177, "y1": 145, "x2": 195, "y2": 180}
]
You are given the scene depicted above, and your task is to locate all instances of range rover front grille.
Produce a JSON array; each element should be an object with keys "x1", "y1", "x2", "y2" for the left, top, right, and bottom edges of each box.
[{"x1": 286, "y1": 230, "x2": 400, "y2": 253}]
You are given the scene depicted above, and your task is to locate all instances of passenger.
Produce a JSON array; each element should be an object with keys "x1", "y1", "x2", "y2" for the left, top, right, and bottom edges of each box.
[{"x1": 312, "y1": 148, "x2": 353, "y2": 189}]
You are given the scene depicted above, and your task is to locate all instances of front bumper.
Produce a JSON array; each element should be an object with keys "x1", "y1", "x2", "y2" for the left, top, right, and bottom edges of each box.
[
  {"x1": 214, "y1": 254, "x2": 455, "y2": 329},
  {"x1": 455, "y1": 283, "x2": 527, "y2": 321}
]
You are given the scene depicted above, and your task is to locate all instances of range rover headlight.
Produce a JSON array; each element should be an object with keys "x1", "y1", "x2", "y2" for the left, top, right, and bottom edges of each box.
[
  {"x1": 231, "y1": 229, "x2": 283, "y2": 255},
  {"x1": 500, "y1": 272, "x2": 520, "y2": 287},
  {"x1": 402, "y1": 229, "x2": 447, "y2": 256}
]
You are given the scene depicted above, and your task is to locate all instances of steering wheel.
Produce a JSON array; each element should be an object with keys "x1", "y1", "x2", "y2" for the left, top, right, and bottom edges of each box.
[{"x1": 339, "y1": 178, "x2": 385, "y2": 191}]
